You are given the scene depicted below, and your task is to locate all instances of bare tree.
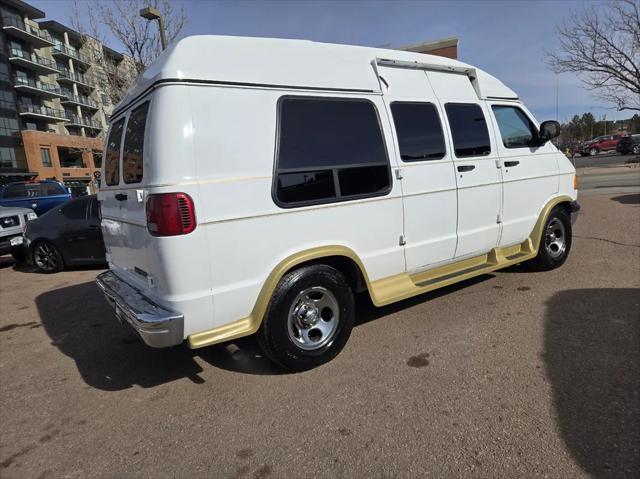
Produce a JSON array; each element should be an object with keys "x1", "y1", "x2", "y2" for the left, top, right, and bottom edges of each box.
[
  {"x1": 70, "y1": 0, "x2": 187, "y2": 106},
  {"x1": 547, "y1": 0, "x2": 640, "y2": 112}
]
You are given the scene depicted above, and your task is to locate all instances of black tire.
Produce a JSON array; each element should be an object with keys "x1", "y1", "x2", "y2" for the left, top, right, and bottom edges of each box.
[
  {"x1": 32, "y1": 241, "x2": 64, "y2": 273},
  {"x1": 257, "y1": 264, "x2": 354, "y2": 371},
  {"x1": 589, "y1": 147, "x2": 599, "y2": 156},
  {"x1": 526, "y1": 206, "x2": 572, "y2": 271},
  {"x1": 633, "y1": 145, "x2": 640, "y2": 155}
]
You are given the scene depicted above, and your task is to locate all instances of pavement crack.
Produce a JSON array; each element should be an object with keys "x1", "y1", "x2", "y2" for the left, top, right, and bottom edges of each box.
[{"x1": 574, "y1": 235, "x2": 640, "y2": 248}]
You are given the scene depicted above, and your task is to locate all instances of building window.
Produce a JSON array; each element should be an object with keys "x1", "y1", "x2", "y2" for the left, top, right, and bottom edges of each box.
[
  {"x1": 58, "y1": 147, "x2": 85, "y2": 168},
  {"x1": 445, "y1": 103, "x2": 491, "y2": 157},
  {"x1": 0, "y1": 147, "x2": 17, "y2": 168},
  {"x1": 0, "y1": 117, "x2": 19, "y2": 136},
  {"x1": 491, "y1": 105, "x2": 537, "y2": 149},
  {"x1": 274, "y1": 96, "x2": 391, "y2": 207},
  {"x1": 390, "y1": 102, "x2": 446, "y2": 161},
  {"x1": 40, "y1": 148, "x2": 52, "y2": 167},
  {"x1": 92, "y1": 149, "x2": 102, "y2": 168},
  {"x1": 122, "y1": 102, "x2": 149, "y2": 183}
]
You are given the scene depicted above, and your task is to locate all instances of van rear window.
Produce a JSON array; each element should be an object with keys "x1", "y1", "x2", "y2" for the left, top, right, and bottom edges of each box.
[
  {"x1": 104, "y1": 118, "x2": 125, "y2": 186},
  {"x1": 274, "y1": 97, "x2": 391, "y2": 207},
  {"x1": 122, "y1": 102, "x2": 149, "y2": 184}
]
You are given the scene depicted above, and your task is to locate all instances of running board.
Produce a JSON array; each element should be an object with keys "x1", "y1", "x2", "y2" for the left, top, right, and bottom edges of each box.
[{"x1": 368, "y1": 239, "x2": 536, "y2": 307}]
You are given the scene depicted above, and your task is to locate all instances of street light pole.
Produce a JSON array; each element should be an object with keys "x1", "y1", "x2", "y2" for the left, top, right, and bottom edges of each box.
[{"x1": 140, "y1": 6, "x2": 167, "y2": 50}]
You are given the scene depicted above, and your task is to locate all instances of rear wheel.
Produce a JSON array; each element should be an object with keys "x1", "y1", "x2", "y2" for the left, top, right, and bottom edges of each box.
[
  {"x1": 633, "y1": 144, "x2": 640, "y2": 155},
  {"x1": 257, "y1": 264, "x2": 354, "y2": 371},
  {"x1": 33, "y1": 241, "x2": 64, "y2": 273},
  {"x1": 526, "y1": 206, "x2": 572, "y2": 271}
]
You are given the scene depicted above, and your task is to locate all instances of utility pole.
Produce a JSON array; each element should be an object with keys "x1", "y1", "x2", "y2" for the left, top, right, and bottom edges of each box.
[{"x1": 140, "y1": 6, "x2": 167, "y2": 50}]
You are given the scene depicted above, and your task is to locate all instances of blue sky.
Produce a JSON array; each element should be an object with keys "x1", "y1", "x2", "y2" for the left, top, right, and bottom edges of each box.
[{"x1": 33, "y1": 0, "x2": 630, "y2": 123}]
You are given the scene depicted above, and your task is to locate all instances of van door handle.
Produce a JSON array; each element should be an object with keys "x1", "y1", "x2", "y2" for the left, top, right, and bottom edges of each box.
[
  {"x1": 457, "y1": 165, "x2": 476, "y2": 172},
  {"x1": 504, "y1": 161, "x2": 520, "y2": 167},
  {"x1": 115, "y1": 193, "x2": 128, "y2": 201}
]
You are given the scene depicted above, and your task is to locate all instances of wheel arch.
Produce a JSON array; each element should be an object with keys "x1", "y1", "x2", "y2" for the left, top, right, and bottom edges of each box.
[{"x1": 188, "y1": 245, "x2": 372, "y2": 349}]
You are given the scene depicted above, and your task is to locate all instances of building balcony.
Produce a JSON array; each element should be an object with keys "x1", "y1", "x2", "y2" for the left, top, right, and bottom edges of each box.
[
  {"x1": 1, "y1": 17, "x2": 54, "y2": 48},
  {"x1": 14, "y1": 78, "x2": 64, "y2": 99},
  {"x1": 57, "y1": 69, "x2": 94, "y2": 90},
  {"x1": 18, "y1": 103, "x2": 69, "y2": 122},
  {"x1": 52, "y1": 44, "x2": 92, "y2": 68},
  {"x1": 61, "y1": 94, "x2": 99, "y2": 111},
  {"x1": 66, "y1": 115, "x2": 102, "y2": 130},
  {"x1": 8, "y1": 48, "x2": 59, "y2": 75}
]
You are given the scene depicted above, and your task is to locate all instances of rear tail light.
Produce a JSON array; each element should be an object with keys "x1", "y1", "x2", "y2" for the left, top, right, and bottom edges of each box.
[{"x1": 146, "y1": 193, "x2": 196, "y2": 236}]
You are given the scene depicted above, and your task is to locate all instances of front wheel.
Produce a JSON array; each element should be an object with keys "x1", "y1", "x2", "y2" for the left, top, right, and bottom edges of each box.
[
  {"x1": 257, "y1": 264, "x2": 354, "y2": 371},
  {"x1": 526, "y1": 206, "x2": 572, "y2": 271},
  {"x1": 589, "y1": 147, "x2": 599, "y2": 156},
  {"x1": 33, "y1": 241, "x2": 64, "y2": 273},
  {"x1": 632, "y1": 145, "x2": 640, "y2": 155}
]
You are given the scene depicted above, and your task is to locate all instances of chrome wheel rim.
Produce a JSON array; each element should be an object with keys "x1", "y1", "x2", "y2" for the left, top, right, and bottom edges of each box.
[
  {"x1": 545, "y1": 218, "x2": 567, "y2": 259},
  {"x1": 34, "y1": 243, "x2": 59, "y2": 271},
  {"x1": 287, "y1": 286, "x2": 339, "y2": 351},
  {"x1": 590, "y1": 148, "x2": 598, "y2": 156}
]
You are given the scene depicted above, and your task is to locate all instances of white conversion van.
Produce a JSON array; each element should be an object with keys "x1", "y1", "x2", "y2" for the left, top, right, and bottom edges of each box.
[{"x1": 96, "y1": 36, "x2": 579, "y2": 371}]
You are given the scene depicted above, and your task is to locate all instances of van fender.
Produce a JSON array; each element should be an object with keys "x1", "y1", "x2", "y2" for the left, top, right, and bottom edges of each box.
[{"x1": 188, "y1": 245, "x2": 371, "y2": 349}]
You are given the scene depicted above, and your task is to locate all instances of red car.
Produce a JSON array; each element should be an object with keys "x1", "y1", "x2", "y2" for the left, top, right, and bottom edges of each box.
[{"x1": 580, "y1": 135, "x2": 622, "y2": 156}]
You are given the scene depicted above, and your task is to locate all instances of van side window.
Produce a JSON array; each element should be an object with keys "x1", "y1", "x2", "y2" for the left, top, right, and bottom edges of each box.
[
  {"x1": 104, "y1": 118, "x2": 125, "y2": 186},
  {"x1": 491, "y1": 105, "x2": 537, "y2": 149},
  {"x1": 390, "y1": 102, "x2": 446, "y2": 161},
  {"x1": 275, "y1": 97, "x2": 391, "y2": 207},
  {"x1": 122, "y1": 102, "x2": 149, "y2": 184},
  {"x1": 444, "y1": 103, "x2": 491, "y2": 157}
]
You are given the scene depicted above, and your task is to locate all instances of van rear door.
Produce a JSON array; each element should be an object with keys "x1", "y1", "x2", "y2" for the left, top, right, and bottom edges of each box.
[{"x1": 99, "y1": 101, "x2": 153, "y2": 292}]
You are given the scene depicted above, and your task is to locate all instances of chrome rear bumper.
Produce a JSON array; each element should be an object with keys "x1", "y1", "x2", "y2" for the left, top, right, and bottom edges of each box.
[{"x1": 96, "y1": 271, "x2": 184, "y2": 348}]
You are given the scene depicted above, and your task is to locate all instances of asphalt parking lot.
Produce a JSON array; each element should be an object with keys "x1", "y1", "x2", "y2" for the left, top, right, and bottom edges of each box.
[{"x1": 1, "y1": 192, "x2": 638, "y2": 479}]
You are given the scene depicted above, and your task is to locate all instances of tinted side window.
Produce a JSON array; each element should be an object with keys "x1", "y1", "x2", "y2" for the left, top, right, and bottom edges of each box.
[
  {"x1": 445, "y1": 103, "x2": 491, "y2": 157},
  {"x1": 491, "y1": 106, "x2": 537, "y2": 148},
  {"x1": 40, "y1": 183, "x2": 66, "y2": 196},
  {"x1": 2, "y1": 183, "x2": 28, "y2": 198},
  {"x1": 390, "y1": 102, "x2": 446, "y2": 161},
  {"x1": 61, "y1": 198, "x2": 88, "y2": 220},
  {"x1": 275, "y1": 97, "x2": 390, "y2": 207},
  {"x1": 122, "y1": 102, "x2": 149, "y2": 184},
  {"x1": 105, "y1": 118, "x2": 125, "y2": 186}
]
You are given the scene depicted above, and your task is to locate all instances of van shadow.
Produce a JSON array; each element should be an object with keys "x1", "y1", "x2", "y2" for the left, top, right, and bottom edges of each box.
[
  {"x1": 36, "y1": 274, "x2": 495, "y2": 390},
  {"x1": 610, "y1": 193, "x2": 640, "y2": 205},
  {"x1": 544, "y1": 289, "x2": 639, "y2": 477}
]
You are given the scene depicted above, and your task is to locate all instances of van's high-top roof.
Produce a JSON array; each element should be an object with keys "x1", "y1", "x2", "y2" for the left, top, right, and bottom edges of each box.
[{"x1": 114, "y1": 35, "x2": 518, "y2": 116}]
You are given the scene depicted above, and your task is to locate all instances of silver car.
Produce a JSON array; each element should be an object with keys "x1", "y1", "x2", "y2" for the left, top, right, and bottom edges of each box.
[{"x1": 0, "y1": 206, "x2": 37, "y2": 259}]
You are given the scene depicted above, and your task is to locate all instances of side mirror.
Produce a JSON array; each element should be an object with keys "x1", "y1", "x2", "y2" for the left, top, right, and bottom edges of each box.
[{"x1": 538, "y1": 120, "x2": 561, "y2": 145}]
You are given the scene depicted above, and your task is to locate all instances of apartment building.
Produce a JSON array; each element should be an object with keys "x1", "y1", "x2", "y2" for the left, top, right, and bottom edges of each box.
[{"x1": 0, "y1": 0, "x2": 134, "y2": 195}]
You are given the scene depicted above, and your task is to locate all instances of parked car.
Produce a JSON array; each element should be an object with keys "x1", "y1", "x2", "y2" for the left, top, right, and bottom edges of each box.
[
  {"x1": 579, "y1": 135, "x2": 622, "y2": 156},
  {"x1": 616, "y1": 134, "x2": 640, "y2": 155},
  {"x1": 0, "y1": 206, "x2": 37, "y2": 260},
  {"x1": 96, "y1": 35, "x2": 579, "y2": 371},
  {"x1": 0, "y1": 180, "x2": 71, "y2": 215},
  {"x1": 22, "y1": 195, "x2": 105, "y2": 273}
]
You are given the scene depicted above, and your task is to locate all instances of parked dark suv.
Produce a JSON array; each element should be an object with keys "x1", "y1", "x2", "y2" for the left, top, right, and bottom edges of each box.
[
  {"x1": 0, "y1": 180, "x2": 71, "y2": 215},
  {"x1": 616, "y1": 134, "x2": 640, "y2": 155}
]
